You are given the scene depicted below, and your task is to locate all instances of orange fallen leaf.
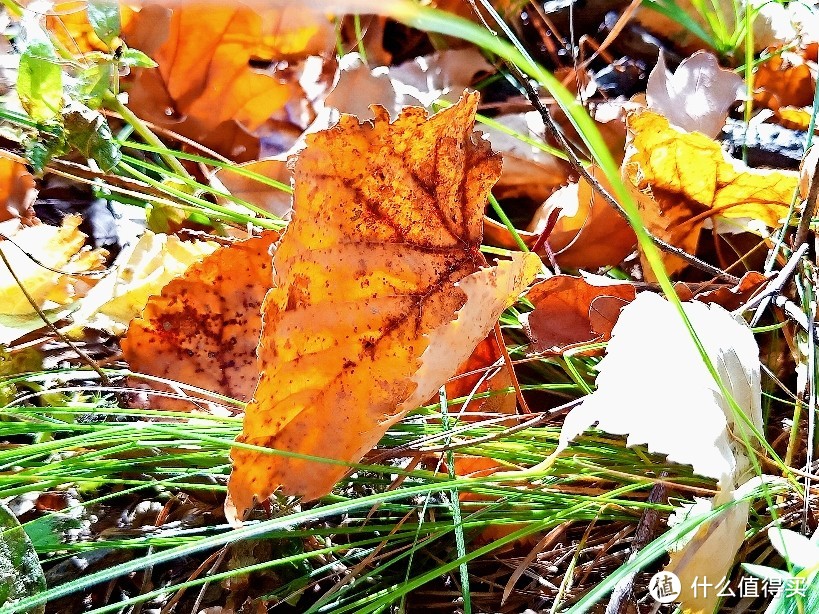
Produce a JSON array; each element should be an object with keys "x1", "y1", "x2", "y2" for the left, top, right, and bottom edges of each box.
[
  {"x1": 0, "y1": 157, "x2": 36, "y2": 224},
  {"x1": 122, "y1": 231, "x2": 277, "y2": 405},
  {"x1": 623, "y1": 110, "x2": 799, "y2": 276},
  {"x1": 529, "y1": 166, "x2": 636, "y2": 269},
  {"x1": 521, "y1": 275, "x2": 636, "y2": 354},
  {"x1": 445, "y1": 334, "x2": 516, "y2": 417},
  {"x1": 693, "y1": 271, "x2": 767, "y2": 311},
  {"x1": 122, "y1": 3, "x2": 334, "y2": 159},
  {"x1": 226, "y1": 94, "x2": 540, "y2": 518},
  {"x1": 754, "y1": 51, "x2": 816, "y2": 112}
]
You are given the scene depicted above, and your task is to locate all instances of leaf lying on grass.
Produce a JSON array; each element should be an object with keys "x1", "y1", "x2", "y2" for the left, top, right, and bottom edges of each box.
[
  {"x1": 226, "y1": 93, "x2": 540, "y2": 520},
  {"x1": 550, "y1": 291, "x2": 763, "y2": 613},
  {"x1": 0, "y1": 502, "x2": 45, "y2": 614},
  {"x1": 122, "y1": 231, "x2": 278, "y2": 404},
  {"x1": 623, "y1": 110, "x2": 799, "y2": 276}
]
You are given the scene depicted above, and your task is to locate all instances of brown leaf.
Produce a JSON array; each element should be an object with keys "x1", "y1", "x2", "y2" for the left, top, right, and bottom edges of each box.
[
  {"x1": 521, "y1": 275, "x2": 636, "y2": 354},
  {"x1": 623, "y1": 110, "x2": 799, "y2": 277},
  {"x1": 226, "y1": 94, "x2": 540, "y2": 517},
  {"x1": 754, "y1": 51, "x2": 816, "y2": 112},
  {"x1": 445, "y1": 334, "x2": 516, "y2": 417},
  {"x1": 693, "y1": 271, "x2": 767, "y2": 311},
  {"x1": 529, "y1": 167, "x2": 636, "y2": 269},
  {"x1": 122, "y1": 231, "x2": 278, "y2": 405}
]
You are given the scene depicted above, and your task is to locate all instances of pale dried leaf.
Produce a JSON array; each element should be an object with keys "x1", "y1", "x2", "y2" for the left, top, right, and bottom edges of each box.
[{"x1": 647, "y1": 50, "x2": 743, "y2": 138}]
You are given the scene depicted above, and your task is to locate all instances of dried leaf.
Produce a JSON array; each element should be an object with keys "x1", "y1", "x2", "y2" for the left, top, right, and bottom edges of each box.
[
  {"x1": 445, "y1": 334, "x2": 516, "y2": 416},
  {"x1": 754, "y1": 51, "x2": 816, "y2": 112},
  {"x1": 623, "y1": 110, "x2": 799, "y2": 276},
  {"x1": 122, "y1": 232, "x2": 277, "y2": 404},
  {"x1": 551, "y1": 292, "x2": 762, "y2": 614},
  {"x1": 529, "y1": 166, "x2": 636, "y2": 269},
  {"x1": 68, "y1": 230, "x2": 219, "y2": 335},
  {"x1": 647, "y1": 50, "x2": 743, "y2": 138},
  {"x1": 226, "y1": 95, "x2": 540, "y2": 518},
  {"x1": 694, "y1": 271, "x2": 767, "y2": 311},
  {"x1": 521, "y1": 275, "x2": 636, "y2": 354},
  {"x1": 0, "y1": 216, "x2": 106, "y2": 315},
  {"x1": 123, "y1": 3, "x2": 334, "y2": 159}
]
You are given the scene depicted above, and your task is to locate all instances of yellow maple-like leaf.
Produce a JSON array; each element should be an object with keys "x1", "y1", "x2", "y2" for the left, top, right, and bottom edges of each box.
[
  {"x1": 122, "y1": 231, "x2": 278, "y2": 405},
  {"x1": 623, "y1": 110, "x2": 799, "y2": 276},
  {"x1": 0, "y1": 215, "x2": 107, "y2": 315},
  {"x1": 226, "y1": 94, "x2": 540, "y2": 519}
]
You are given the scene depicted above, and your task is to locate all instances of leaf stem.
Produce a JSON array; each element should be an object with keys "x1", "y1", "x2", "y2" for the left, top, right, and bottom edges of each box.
[{"x1": 104, "y1": 92, "x2": 191, "y2": 179}]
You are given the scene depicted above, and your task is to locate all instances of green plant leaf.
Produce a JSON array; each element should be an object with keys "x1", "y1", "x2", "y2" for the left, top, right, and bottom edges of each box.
[
  {"x1": 742, "y1": 563, "x2": 791, "y2": 582},
  {"x1": 25, "y1": 128, "x2": 68, "y2": 174},
  {"x1": 17, "y1": 41, "x2": 62, "y2": 122},
  {"x1": 118, "y1": 47, "x2": 157, "y2": 69},
  {"x1": 63, "y1": 102, "x2": 121, "y2": 171},
  {"x1": 0, "y1": 502, "x2": 46, "y2": 614},
  {"x1": 87, "y1": 0, "x2": 121, "y2": 46},
  {"x1": 75, "y1": 63, "x2": 113, "y2": 109}
]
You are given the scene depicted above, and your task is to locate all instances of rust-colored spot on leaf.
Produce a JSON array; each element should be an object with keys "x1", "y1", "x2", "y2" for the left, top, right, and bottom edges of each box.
[{"x1": 122, "y1": 231, "x2": 278, "y2": 405}]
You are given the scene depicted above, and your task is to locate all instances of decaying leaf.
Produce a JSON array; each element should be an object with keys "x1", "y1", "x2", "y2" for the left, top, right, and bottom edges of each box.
[
  {"x1": 624, "y1": 110, "x2": 799, "y2": 276},
  {"x1": 0, "y1": 215, "x2": 106, "y2": 315},
  {"x1": 529, "y1": 166, "x2": 636, "y2": 269},
  {"x1": 226, "y1": 94, "x2": 540, "y2": 519},
  {"x1": 550, "y1": 292, "x2": 762, "y2": 613},
  {"x1": 68, "y1": 230, "x2": 219, "y2": 335},
  {"x1": 521, "y1": 275, "x2": 636, "y2": 354},
  {"x1": 123, "y1": 2, "x2": 334, "y2": 159},
  {"x1": 646, "y1": 50, "x2": 743, "y2": 138},
  {"x1": 122, "y1": 231, "x2": 277, "y2": 405},
  {"x1": 754, "y1": 51, "x2": 816, "y2": 112}
]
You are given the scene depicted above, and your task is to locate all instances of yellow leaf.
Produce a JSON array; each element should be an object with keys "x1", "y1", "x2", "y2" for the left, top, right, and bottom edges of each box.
[
  {"x1": 226, "y1": 94, "x2": 540, "y2": 519},
  {"x1": 0, "y1": 216, "x2": 106, "y2": 315},
  {"x1": 623, "y1": 110, "x2": 799, "y2": 276},
  {"x1": 68, "y1": 230, "x2": 219, "y2": 336}
]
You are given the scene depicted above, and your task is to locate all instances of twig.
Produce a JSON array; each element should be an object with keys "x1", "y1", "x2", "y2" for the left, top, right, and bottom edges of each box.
[
  {"x1": 0, "y1": 246, "x2": 112, "y2": 386},
  {"x1": 741, "y1": 242, "x2": 808, "y2": 327},
  {"x1": 469, "y1": 0, "x2": 738, "y2": 283},
  {"x1": 493, "y1": 322, "x2": 531, "y2": 414},
  {"x1": 793, "y1": 149, "x2": 819, "y2": 250}
]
